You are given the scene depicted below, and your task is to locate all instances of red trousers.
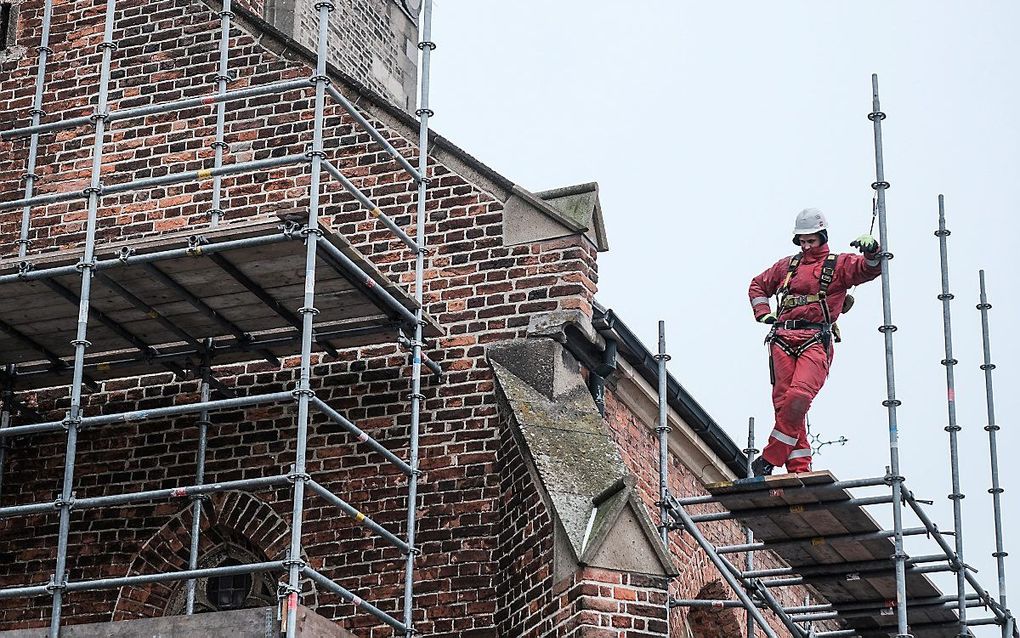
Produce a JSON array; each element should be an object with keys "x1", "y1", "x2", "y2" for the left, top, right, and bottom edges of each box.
[{"x1": 762, "y1": 340, "x2": 832, "y2": 473}]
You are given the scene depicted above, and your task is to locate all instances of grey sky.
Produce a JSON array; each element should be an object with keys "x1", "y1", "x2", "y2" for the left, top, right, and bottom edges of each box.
[{"x1": 430, "y1": 1, "x2": 1019, "y2": 632}]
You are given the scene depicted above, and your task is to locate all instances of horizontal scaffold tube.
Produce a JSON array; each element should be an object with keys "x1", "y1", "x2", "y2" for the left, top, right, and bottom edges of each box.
[
  {"x1": 1, "y1": 80, "x2": 311, "y2": 140},
  {"x1": 790, "y1": 598, "x2": 986, "y2": 623},
  {"x1": 672, "y1": 475, "x2": 889, "y2": 507},
  {"x1": 761, "y1": 563, "x2": 954, "y2": 588},
  {"x1": 716, "y1": 526, "x2": 928, "y2": 554},
  {"x1": 310, "y1": 396, "x2": 411, "y2": 475},
  {"x1": 324, "y1": 85, "x2": 421, "y2": 181},
  {"x1": 0, "y1": 154, "x2": 308, "y2": 211},
  {"x1": 0, "y1": 391, "x2": 294, "y2": 439},
  {"x1": 0, "y1": 561, "x2": 285, "y2": 600},
  {"x1": 741, "y1": 553, "x2": 949, "y2": 579},
  {"x1": 302, "y1": 566, "x2": 407, "y2": 632},
  {"x1": 11, "y1": 324, "x2": 401, "y2": 383},
  {"x1": 672, "y1": 593, "x2": 982, "y2": 614},
  {"x1": 315, "y1": 239, "x2": 420, "y2": 328},
  {"x1": 688, "y1": 494, "x2": 894, "y2": 524},
  {"x1": 0, "y1": 474, "x2": 291, "y2": 519},
  {"x1": 321, "y1": 160, "x2": 419, "y2": 251},
  {"x1": 305, "y1": 480, "x2": 408, "y2": 552},
  {"x1": 0, "y1": 231, "x2": 295, "y2": 285}
]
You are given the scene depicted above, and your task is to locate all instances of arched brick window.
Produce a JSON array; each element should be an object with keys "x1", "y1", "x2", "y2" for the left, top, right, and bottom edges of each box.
[
  {"x1": 164, "y1": 541, "x2": 279, "y2": 614},
  {"x1": 113, "y1": 491, "x2": 318, "y2": 621}
]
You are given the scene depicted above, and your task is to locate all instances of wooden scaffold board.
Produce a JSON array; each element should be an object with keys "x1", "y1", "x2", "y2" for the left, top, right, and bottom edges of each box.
[
  {"x1": 0, "y1": 217, "x2": 442, "y2": 390},
  {"x1": 706, "y1": 471, "x2": 966, "y2": 637}
]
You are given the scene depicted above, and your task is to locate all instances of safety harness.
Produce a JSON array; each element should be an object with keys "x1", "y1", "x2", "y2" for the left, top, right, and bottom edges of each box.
[{"x1": 767, "y1": 253, "x2": 840, "y2": 359}]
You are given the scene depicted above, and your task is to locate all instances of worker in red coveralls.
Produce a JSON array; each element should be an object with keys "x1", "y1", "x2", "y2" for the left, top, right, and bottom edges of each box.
[{"x1": 747, "y1": 208, "x2": 882, "y2": 476}]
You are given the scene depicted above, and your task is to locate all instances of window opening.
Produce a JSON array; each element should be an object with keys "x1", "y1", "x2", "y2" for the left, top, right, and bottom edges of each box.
[
  {"x1": 206, "y1": 559, "x2": 252, "y2": 611},
  {"x1": 0, "y1": 3, "x2": 12, "y2": 51}
]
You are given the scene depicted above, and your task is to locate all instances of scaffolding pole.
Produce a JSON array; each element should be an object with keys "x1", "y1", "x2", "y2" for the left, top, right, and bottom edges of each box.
[
  {"x1": 655, "y1": 320, "x2": 671, "y2": 622},
  {"x1": 185, "y1": 352, "x2": 213, "y2": 614},
  {"x1": 868, "y1": 73, "x2": 911, "y2": 638},
  {"x1": 281, "y1": 0, "x2": 333, "y2": 634},
  {"x1": 935, "y1": 194, "x2": 968, "y2": 636},
  {"x1": 0, "y1": 0, "x2": 435, "y2": 632},
  {"x1": 46, "y1": 0, "x2": 118, "y2": 631},
  {"x1": 402, "y1": 1, "x2": 434, "y2": 633},
  {"x1": 209, "y1": 0, "x2": 233, "y2": 226},
  {"x1": 744, "y1": 417, "x2": 757, "y2": 638},
  {"x1": 0, "y1": 369, "x2": 12, "y2": 504},
  {"x1": 978, "y1": 270, "x2": 1011, "y2": 638},
  {"x1": 16, "y1": 0, "x2": 54, "y2": 255}
]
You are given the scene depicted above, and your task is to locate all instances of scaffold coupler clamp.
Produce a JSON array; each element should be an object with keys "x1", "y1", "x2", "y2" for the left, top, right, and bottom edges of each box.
[
  {"x1": 53, "y1": 491, "x2": 75, "y2": 511},
  {"x1": 281, "y1": 220, "x2": 302, "y2": 238},
  {"x1": 291, "y1": 388, "x2": 315, "y2": 401},
  {"x1": 45, "y1": 574, "x2": 67, "y2": 594},
  {"x1": 883, "y1": 467, "x2": 904, "y2": 486},
  {"x1": 61, "y1": 413, "x2": 81, "y2": 431},
  {"x1": 286, "y1": 465, "x2": 311, "y2": 484},
  {"x1": 75, "y1": 257, "x2": 97, "y2": 273},
  {"x1": 299, "y1": 223, "x2": 324, "y2": 239},
  {"x1": 186, "y1": 234, "x2": 209, "y2": 257},
  {"x1": 16, "y1": 261, "x2": 32, "y2": 277},
  {"x1": 118, "y1": 246, "x2": 134, "y2": 263}
]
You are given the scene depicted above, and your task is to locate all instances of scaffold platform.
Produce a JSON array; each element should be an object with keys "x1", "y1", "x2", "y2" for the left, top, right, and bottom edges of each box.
[
  {"x1": 707, "y1": 471, "x2": 970, "y2": 637},
  {"x1": 0, "y1": 217, "x2": 441, "y2": 390}
]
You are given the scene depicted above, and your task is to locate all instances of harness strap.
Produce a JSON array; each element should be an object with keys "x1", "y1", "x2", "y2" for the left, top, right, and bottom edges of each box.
[{"x1": 771, "y1": 334, "x2": 824, "y2": 358}]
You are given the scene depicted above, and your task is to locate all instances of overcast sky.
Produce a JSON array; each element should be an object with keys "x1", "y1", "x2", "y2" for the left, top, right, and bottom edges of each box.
[{"x1": 429, "y1": 1, "x2": 1019, "y2": 632}]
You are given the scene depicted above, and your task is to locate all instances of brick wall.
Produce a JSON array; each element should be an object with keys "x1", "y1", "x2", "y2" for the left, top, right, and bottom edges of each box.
[
  {"x1": 602, "y1": 389, "x2": 831, "y2": 637},
  {"x1": 263, "y1": 0, "x2": 419, "y2": 111},
  {"x1": 2, "y1": 0, "x2": 811, "y2": 636}
]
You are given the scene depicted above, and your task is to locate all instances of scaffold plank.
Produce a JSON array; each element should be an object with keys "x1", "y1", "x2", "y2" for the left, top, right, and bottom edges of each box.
[
  {"x1": 707, "y1": 471, "x2": 962, "y2": 636},
  {"x1": 0, "y1": 218, "x2": 441, "y2": 389}
]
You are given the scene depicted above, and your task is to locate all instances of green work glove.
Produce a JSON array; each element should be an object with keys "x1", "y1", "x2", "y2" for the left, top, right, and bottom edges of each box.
[
  {"x1": 851, "y1": 234, "x2": 879, "y2": 254},
  {"x1": 757, "y1": 313, "x2": 777, "y2": 324}
]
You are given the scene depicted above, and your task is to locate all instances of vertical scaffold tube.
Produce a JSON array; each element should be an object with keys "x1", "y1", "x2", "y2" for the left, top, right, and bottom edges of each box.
[
  {"x1": 655, "y1": 321, "x2": 671, "y2": 618},
  {"x1": 935, "y1": 195, "x2": 967, "y2": 634},
  {"x1": 0, "y1": 368, "x2": 13, "y2": 504},
  {"x1": 17, "y1": 0, "x2": 55, "y2": 257},
  {"x1": 868, "y1": 73, "x2": 910, "y2": 638},
  {"x1": 283, "y1": 2, "x2": 332, "y2": 635},
  {"x1": 185, "y1": 355, "x2": 212, "y2": 614},
  {"x1": 977, "y1": 270, "x2": 1010, "y2": 637},
  {"x1": 209, "y1": 0, "x2": 232, "y2": 227},
  {"x1": 403, "y1": 1, "x2": 433, "y2": 633},
  {"x1": 49, "y1": 0, "x2": 119, "y2": 634},
  {"x1": 744, "y1": 417, "x2": 757, "y2": 638}
]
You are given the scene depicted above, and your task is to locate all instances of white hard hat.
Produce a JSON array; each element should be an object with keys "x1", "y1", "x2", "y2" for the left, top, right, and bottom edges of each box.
[{"x1": 792, "y1": 208, "x2": 828, "y2": 235}]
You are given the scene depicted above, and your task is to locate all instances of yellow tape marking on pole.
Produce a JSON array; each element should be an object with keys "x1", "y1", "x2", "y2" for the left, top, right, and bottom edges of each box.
[
  {"x1": 370, "y1": 207, "x2": 382, "y2": 218},
  {"x1": 197, "y1": 169, "x2": 213, "y2": 180},
  {"x1": 354, "y1": 512, "x2": 366, "y2": 523}
]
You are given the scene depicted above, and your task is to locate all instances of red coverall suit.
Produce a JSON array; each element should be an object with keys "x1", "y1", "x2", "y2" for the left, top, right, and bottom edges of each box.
[{"x1": 748, "y1": 244, "x2": 881, "y2": 472}]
